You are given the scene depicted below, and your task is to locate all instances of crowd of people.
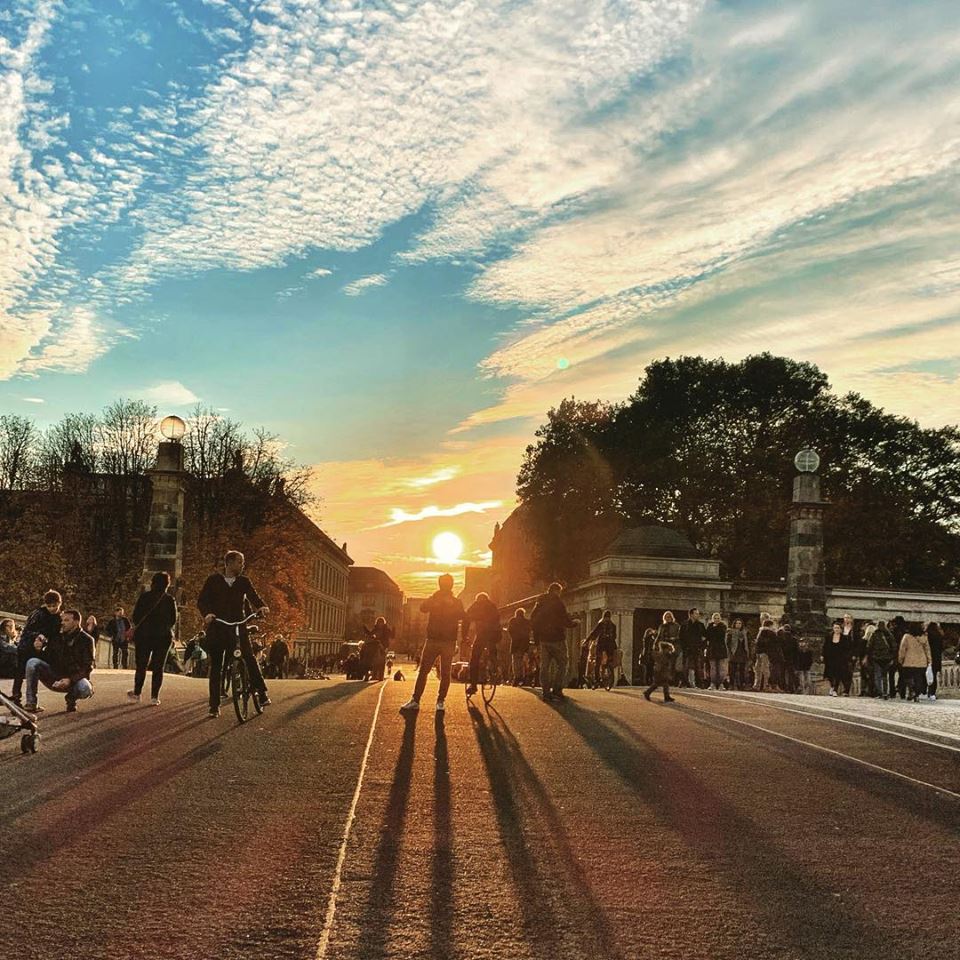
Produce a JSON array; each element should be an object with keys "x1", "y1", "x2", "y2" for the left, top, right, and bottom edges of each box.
[
  {"x1": 637, "y1": 608, "x2": 951, "y2": 703},
  {"x1": 4, "y1": 561, "x2": 955, "y2": 720}
]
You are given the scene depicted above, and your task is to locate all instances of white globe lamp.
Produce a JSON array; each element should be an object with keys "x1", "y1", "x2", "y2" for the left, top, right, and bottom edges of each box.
[{"x1": 160, "y1": 415, "x2": 186, "y2": 443}]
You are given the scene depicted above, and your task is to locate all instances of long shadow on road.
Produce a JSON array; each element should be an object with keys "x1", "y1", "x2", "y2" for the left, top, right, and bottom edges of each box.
[
  {"x1": 354, "y1": 711, "x2": 418, "y2": 959},
  {"x1": 470, "y1": 703, "x2": 625, "y2": 960},
  {"x1": 430, "y1": 714, "x2": 455, "y2": 960},
  {"x1": 557, "y1": 700, "x2": 898, "y2": 959}
]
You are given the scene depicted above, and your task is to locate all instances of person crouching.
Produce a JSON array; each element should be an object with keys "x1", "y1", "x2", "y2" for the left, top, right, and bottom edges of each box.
[{"x1": 24, "y1": 608, "x2": 95, "y2": 713}]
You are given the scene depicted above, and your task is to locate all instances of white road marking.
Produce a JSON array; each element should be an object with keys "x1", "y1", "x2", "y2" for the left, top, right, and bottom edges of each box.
[
  {"x1": 677, "y1": 689, "x2": 960, "y2": 754},
  {"x1": 315, "y1": 681, "x2": 388, "y2": 960},
  {"x1": 677, "y1": 699, "x2": 960, "y2": 802}
]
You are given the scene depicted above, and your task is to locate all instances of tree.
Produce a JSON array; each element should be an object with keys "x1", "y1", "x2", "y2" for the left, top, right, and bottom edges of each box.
[{"x1": 517, "y1": 354, "x2": 960, "y2": 589}]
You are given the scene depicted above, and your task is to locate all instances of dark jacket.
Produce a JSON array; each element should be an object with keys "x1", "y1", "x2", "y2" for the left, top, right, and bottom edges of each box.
[
  {"x1": 656, "y1": 621, "x2": 681, "y2": 646},
  {"x1": 587, "y1": 619, "x2": 618, "y2": 651},
  {"x1": 464, "y1": 595, "x2": 501, "y2": 644},
  {"x1": 705, "y1": 622, "x2": 727, "y2": 660},
  {"x1": 105, "y1": 616, "x2": 131, "y2": 646},
  {"x1": 19, "y1": 607, "x2": 62, "y2": 653},
  {"x1": 652, "y1": 641, "x2": 676, "y2": 685},
  {"x1": 46, "y1": 627, "x2": 96, "y2": 683},
  {"x1": 796, "y1": 648, "x2": 814, "y2": 671},
  {"x1": 507, "y1": 615, "x2": 532, "y2": 653},
  {"x1": 755, "y1": 627, "x2": 778, "y2": 657},
  {"x1": 867, "y1": 624, "x2": 895, "y2": 664},
  {"x1": 530, "y1": 593, "x2": 574, "y2": 645},
  {"x1": 198, "y1": 574, "x2": 265, "y2": 625},
  {"x1": 268, "y1": 638, "x2": 290, "y2": 665},
  {"x1": 823, "y1": 633, "x2": 852, "y2": 674},
  {"x1": 725, "y1": 627, "x2": 749, "y2": 662},
  {"x1": 132, "y1": 589, "x2": 178, "y2": 643},
  {"x1": 779, "y1": 627, "x2": 798, "y2": 667},
  {"x1": 421, "y1": 589, "x2": 465, "y2": 644},
  {"x1": 926, "y1": 625, "x2": 944, "y2": 673},
  {"x1": 679, "y1": 618, "x2": 706, "y2": 657}
]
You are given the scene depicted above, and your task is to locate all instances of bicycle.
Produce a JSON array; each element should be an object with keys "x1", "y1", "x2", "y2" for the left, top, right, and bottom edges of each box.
[
  {"x1": 213, "y1": 613, "x2": 264, "y2": 723},
  {"x1": 467, "y1": 644, "x2": 502, "y2": 706}
]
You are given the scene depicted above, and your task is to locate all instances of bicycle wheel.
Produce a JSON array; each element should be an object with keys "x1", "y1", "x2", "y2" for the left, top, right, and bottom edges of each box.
[
  {"x1": 232, "y1": 655, "x2": 251, "y2": 723},
  {"x1": 481, "y1": 659, "x2": 499, "y2": 705}
]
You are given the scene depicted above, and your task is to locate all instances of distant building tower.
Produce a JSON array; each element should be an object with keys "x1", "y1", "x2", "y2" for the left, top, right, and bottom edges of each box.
[{"x1": 784, "y1": 449, "x2": 830, "y2": 640}]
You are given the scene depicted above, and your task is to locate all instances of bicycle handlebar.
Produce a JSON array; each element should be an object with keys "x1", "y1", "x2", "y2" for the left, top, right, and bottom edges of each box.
[{"x1": 212, "y1": 612, "x2": 260, "y2": 628}]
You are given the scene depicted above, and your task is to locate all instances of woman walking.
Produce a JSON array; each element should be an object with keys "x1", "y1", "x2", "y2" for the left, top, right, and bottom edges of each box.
[
  {"x1": 643, "y1": 632, "x2": 676, "y2": 703},
  {"x1": 924, "y1": 622, "x2": 944, "y2": 700},
  {"x1": 725, "y1": 618, "x2": 749, "y2": 690},
  {"x1": 127, "y1": 571, "x2": 178, "y2": 706},
  {"x1": 823, "y1": 621, "x2": 852, "y2": 697},
  {"x1": 705, "y1": 612, "x2": 728, "y2": 690}
]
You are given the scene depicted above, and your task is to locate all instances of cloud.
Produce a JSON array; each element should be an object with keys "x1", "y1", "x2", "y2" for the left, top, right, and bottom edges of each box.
[
  {"x1": 377, "y1": 501, "x2": 504, "y2": 529},
  {"x1": 21, "y1": 396, "x2": 45, "y2": 404},
  {"x1": 309, "y1": 267, "x2": 333, "y2": 278},
  {"x1": 341, "y1": 273, "x2": 389, "y2": 297},
  {"x1": 139, "y1": 380, "x2": 201, "y2": 406},
  {"x1": 405, "y1": 467, "x2": 460, "y2": 488},
  {"x1": 18, "y1": 307, "x2": 112, "y2": 376}
]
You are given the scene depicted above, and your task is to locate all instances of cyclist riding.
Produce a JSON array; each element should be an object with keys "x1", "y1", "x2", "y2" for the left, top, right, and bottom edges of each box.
[
  {"x1": 198, "y1": 550, "x2": 271, "y2": 718},
  {"x1": 464, "y1": 591, "x2": 501, "y2": 699},
  {"x1": 586, "y1": 611, "x2": 618, "y2": 688}
]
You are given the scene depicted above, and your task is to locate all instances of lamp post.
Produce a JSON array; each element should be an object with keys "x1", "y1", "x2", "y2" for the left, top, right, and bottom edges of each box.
[{"x1": 141, "y1": 415, "x2": 188, "y2": 593}]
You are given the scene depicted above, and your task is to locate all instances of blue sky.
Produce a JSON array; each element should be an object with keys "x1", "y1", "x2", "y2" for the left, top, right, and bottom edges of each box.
[{"x1": 2, "y1": 0, "x2": 959, "y2": 591}]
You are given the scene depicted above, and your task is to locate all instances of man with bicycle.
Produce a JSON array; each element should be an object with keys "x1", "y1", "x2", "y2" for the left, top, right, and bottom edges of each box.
[
  {"x1": 464, "y1": 591, "x2": 502, "y2": 699},
  {"x1": 586, "y1": 610, "x2": 618, "y2": 688},
  {"x1": 198, "y1": 550, "x2": 271, "y2": 718}
]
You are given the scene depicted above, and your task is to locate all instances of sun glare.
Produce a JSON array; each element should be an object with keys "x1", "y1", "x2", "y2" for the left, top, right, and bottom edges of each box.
[{"x1": 432, "y1": 531, "x2": 464, "y2": 564}]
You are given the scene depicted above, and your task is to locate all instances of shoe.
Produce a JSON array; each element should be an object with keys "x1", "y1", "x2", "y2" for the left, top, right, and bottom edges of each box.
[
  {"x1": 435, "y1": 700, "x2": 445, "y2": 713},
  {"x1": 552, "y1": 690, "x2": 566, "y2": 701},
  {"x1": 929, "y1": 694, "x2": 937, "y2": 701},
  {"x1": 150, "y1": 697, "x2": 161, "y2": 706},
  {"x1": 465, "y1": 684, "x2": 477, "y2": 697},
  {"x1": 542, "y1": 691, "x2": 554, "y2": 702},
  {"x1": 399, "y1": 699, "x2": 420, "y2": 712},
  {"x1": 707, "y1": 685, "x2": 716, "y2": 691},
  {"x1": 24, "y1": 702, "x2": 43, "y2": 713},
  {"x1": 828, "y1": 689, "x2": 838, "y2": 697},
  {"x1": 664, "y1": 696, "x2": 676, "y2": 703},
  {"x1": 66, "y1": 702, "x2": 78, "y2": 713},
  {"x1": 643, "y1": 690, "x2": 652, "y2": 701},
  {"x1": 127, "y1": 691, "x2": 141, "y2": 702},
  {"x1": 258, "y1": 694, "x2": 271, "y2": 706},
  {"x1": 208, "y1": 707, "x2": 221, "y2": 718}
]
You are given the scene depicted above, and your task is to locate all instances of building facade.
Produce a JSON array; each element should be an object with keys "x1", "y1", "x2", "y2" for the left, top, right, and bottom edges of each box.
[
  {"x1": 346, "y1": 567, "x2": 403, "y2": 642},
  {"x1": 293, "y1": 522, "x2": 353, "y2": 662},
  {"x1": 400, "y1": 597, "x2": 430, "y2": 655}
]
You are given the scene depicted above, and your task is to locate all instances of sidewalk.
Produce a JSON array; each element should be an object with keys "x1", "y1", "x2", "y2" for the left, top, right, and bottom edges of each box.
[{"x1": 704, "y1": 690, "x2": 960, "y2": 745}]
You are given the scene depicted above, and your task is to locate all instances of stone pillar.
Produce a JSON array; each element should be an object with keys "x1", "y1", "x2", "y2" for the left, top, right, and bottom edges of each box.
[
  {"x1": 142, "y1": 440, "x2": 186, "y2": 592},
  {"x1": 784, "y1": 455, "x2": 830, "y2": 652},
  {"x1": 617, "y1": 609, "x2": 635, "y2": 684}
]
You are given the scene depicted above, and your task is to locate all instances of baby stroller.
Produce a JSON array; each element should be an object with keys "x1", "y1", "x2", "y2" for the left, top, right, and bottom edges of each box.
[{"x1": 0, "y1": 690, "x2": 40, "y2": 754}]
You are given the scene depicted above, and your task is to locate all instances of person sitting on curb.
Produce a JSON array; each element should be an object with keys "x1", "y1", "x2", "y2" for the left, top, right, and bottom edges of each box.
[{"x1": 24, "y1": 608, "x2": 95, "y2": 713}]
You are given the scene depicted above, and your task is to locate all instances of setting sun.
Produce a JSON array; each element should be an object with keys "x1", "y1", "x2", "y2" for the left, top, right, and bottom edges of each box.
[{"x1": 432, "y1": 531, "x2": 464, "y2": 564}]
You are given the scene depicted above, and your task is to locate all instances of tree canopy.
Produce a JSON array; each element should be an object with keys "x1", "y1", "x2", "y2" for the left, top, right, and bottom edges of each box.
[{"x1": 517, "y1": 354, "x2": 960, "y2": 589}]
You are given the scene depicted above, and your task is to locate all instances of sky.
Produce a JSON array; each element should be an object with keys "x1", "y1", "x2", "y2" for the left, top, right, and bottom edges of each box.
[{"x1": 2, "y1": 0, "x2": 959, "y2": 595}]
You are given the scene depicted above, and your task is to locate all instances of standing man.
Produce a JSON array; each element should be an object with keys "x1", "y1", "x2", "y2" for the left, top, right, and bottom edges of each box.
[
  {"x1": 679, "y1": 608, "x2": 706, "y2": 689},
  {"x1": 530, "y1": 582, "x2": 575, "y2": 702},
  {"x1": 24, "y1": 608, "x2": 95, "y2": 713},
  {"x1": 464, "y1": 592, "x2": 502, "y2": 698},
  {"x1": 401, "y1": 573, "x2": 465, "y2": 715},
  {"x1": 9, "y1": 590, "x2": 62, "y2": 704},
  {"x1": 198, "y1": 550, "x2": 271, "y2": 718},
  {"x1": 585, "y1": 611, "x2": 618, "y2": 688},
  {"x1": 106, "y1": 606, "x2": 131, "y2": 669}
]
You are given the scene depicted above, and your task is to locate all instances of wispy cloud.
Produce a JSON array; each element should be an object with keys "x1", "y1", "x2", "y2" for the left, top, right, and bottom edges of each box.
[
  {"x1": 342, "y1": 274, "x2": 388, "y2": 297},
  {"x1": 406, "y1": 467, "x2": 460, "y2": 489},
  {"x1": 376, "y1": 501, "x2": 504, "y2": 529},
  {"x1": 139, "y1": 380, "x2": 200, "y2": 407}
]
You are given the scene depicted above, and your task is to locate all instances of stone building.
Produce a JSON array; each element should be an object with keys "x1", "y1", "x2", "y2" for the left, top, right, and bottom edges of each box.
[
  {"x1": 400, "y1": 597, "x2": 430, "y2": 655},
  {"x1": 346, "y1": 567, "x2": 403, "y2": 641}
]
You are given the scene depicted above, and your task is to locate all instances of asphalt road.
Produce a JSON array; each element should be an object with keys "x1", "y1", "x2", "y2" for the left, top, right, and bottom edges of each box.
[{"x1": 2, "y1": 672, "x2": 958, "y2": 960}]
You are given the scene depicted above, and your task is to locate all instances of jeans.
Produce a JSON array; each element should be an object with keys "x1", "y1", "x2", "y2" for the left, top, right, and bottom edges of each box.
[
  {"x1": 24, "y1": 657, "x2": 93, "y2": 707},
  {"x1": 797, "y1": 669, "x2": 812, "y2": 694},
  {"x1": 728, "y1": 660, "x2": 746, "y2": 690},
  {"x1": 412, "y1": 639, "x2": 455, "y2": 703},
  {"x1": 873, "y1": 661, "x2": 890, "y2": 697},
  {"x1": 135, "y1": 635, "x2": 172, "y2": 699},
  {"x1": 683, "y1": 653, "x2": 701, "y2": 688},
  {"x1": 754, "y1": 654, "x2": 771, "y2": 690},
  {"x1": 112, "y1": 643, "x2": 129, "y2": 669},
  {"x1": 469, "y1": 636, "x2": 499, "y2": 687},
  {"x1": 708, "y1": 658, "x2": 724, "y2": 688},
  {"x1": 539, "y1": 641, "x2": 567, "y2": 694},
  {"x1": 644, "y1": 683, "x2": 671, "y2": 701},
  {"x1": 511, "y1": 652, "x2": 526, "y2": 684}
]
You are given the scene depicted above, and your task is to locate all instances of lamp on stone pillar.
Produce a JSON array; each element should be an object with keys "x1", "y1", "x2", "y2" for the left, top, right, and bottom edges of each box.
[
  {"x1": 784, "y1": 449, "x2": 830, "y2": 654},
  {"x1": 142, "y1": 415, "x2": 187, "y2": 594}
]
